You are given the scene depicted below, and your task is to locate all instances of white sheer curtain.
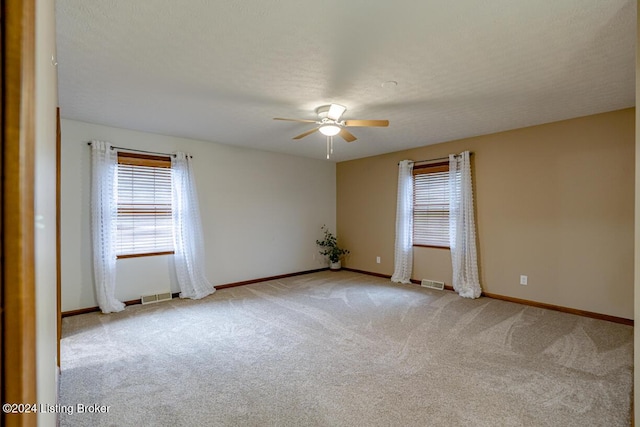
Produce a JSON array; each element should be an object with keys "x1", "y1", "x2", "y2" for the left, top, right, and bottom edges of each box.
[
  {"x1": 171, "y1": 152, "x2": 215, "y2": 299},
  {"x1": 90, "y1": 140, "x2": 125, "y2": 313},
  {"x1": 391, "y1": 160, "x2": 414, "y2": 284},
  {"x1": 449, "y1": 151, "x2": 481, "y2": 298}
]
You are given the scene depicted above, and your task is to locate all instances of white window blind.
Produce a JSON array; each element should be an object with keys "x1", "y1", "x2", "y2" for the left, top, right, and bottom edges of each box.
[
  {"x1": 116, "y1": 153, "x2": 174, "y2": 257},
  {"x1": 413, "y1": 163, "x2": 450, "y2": 247}
]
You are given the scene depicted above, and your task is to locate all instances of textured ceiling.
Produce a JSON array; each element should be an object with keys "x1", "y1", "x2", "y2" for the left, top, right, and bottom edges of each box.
[{"x1": 56, "y1": 0, "x2": 636, "y2": 162}]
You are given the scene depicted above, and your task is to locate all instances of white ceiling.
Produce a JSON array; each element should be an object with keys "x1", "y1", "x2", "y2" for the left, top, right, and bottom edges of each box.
[{"x1": 55, "y1": 0, "x2": 636, "y2": 162}]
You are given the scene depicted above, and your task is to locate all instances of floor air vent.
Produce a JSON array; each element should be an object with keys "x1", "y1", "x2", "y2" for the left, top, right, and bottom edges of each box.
[
  {"x1": 141, "y1": 292, "x2": 173, "y2": 305},
  {"x1": 421, "y1": 279, "x2": 445, "y2": 291}
]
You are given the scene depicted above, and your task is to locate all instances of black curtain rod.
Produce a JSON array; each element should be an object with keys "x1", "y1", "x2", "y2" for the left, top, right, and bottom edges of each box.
[
  {"x1": 398, "y1": 152, "x2": 473, "y2": 165},
  {"x1": 86, "y1": 142, "x2": 192, "y2": 158}
]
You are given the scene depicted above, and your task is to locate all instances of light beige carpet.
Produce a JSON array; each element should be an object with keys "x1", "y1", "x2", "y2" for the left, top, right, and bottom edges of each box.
[{"x1": 59, "y1": 271, "x2": 632, "y2": 426}]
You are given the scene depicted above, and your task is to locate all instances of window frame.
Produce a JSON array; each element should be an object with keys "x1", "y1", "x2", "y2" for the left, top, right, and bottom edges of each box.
[
  {"x1": 116, "y1": 152, "x2": 175, "y2": 259},
  {"x1": 412, "y1": 161, "x2": 451, "y2": 250}
]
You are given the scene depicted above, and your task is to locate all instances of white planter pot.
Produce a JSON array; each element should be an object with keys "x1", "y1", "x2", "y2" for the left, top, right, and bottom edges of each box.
[{"x1": 329, "y1": 260, "x2": 341, "y2": 270}]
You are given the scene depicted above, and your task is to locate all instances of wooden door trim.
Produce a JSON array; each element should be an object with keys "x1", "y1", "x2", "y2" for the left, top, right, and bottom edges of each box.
[{"x1": 1, "y1": 0, "x2": 38, "y2": 425}]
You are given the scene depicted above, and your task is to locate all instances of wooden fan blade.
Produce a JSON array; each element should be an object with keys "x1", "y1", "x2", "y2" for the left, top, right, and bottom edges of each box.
[
  {"x1": 293, "y1": 127, "x2": 319, "y2": 140},
  {"x1": 339, "y1": 128, "x2": 357, "y2": 142},
  {"x1": 274, "y1": 118, "x2": 317, "y2": 123},
  {"x1": 344, "y1": 119, "x2": 389, "y2": 127}
]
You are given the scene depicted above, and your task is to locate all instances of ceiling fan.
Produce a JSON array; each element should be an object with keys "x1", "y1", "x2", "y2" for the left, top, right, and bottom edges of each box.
[{"x1": 273, "y1": 104, "x2": 389, "y2": 143}]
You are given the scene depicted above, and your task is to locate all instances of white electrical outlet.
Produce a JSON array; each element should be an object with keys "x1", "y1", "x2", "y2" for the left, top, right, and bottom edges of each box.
[
  {"x1": 376, "y1": 256, "x2": 381, "y2": 264},
  {"x1": 520, "y1": 275, "x2": 528, "y2": 285}
]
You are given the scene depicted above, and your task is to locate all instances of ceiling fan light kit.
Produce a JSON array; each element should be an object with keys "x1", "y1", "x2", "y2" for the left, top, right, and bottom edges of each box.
[
  {"x1": 273, "y1": 103, "x2": 389, "y2": 159},
  {"x1": 319, "y1": 124, "x2": 341, "y2": 136}
]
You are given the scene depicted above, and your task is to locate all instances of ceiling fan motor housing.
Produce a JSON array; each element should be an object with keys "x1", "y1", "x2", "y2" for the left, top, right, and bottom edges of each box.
[
  {"x1": 316, "y1": 105, "x2": 331, "y2": 119},
  {"x1": 316, "y1": 104, "x2": 347, "y2": 121}
]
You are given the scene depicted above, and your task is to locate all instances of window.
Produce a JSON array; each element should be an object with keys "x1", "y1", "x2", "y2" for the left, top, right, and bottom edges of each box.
[
  {"x1": 116, "y1": 152, "x2": 174, "y2": 258},
  {"x1": 413, "y1": 161, "x2": 450, "y2": 248}
]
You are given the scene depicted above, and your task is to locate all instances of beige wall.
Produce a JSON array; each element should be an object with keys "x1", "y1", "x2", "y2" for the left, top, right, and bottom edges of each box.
[
  {"x1": 34, "y1": 0, "x2": 59, "y2": 424},
  {"x1": 338, "y1": 108, "x2": 634, "y2": 320}
]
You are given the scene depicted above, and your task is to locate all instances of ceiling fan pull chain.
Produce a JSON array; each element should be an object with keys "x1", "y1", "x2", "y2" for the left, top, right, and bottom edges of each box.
[
  {"x1": 326, "y1": 137, "x2": 330, "y2": 159},
  {"x1": 330, "y1": 136, "x2": 334, "y2": 155}
]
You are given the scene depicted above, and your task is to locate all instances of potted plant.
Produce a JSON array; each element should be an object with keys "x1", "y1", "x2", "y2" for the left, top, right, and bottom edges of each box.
[{"x1": 316, "y1": 225, "x2": 350, "y2": 270}]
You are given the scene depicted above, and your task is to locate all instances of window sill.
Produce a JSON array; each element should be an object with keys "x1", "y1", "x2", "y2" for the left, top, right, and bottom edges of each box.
[
  {"x1": 117, "y1": 251, "x2": 175, "y2": 260},
  {"x1": 413, "y1": 244, "x2": 450, "y2": 250}
]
